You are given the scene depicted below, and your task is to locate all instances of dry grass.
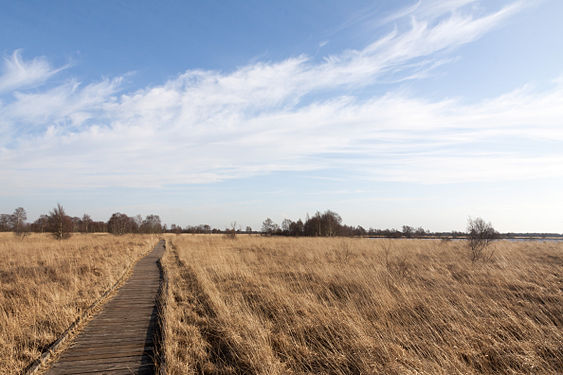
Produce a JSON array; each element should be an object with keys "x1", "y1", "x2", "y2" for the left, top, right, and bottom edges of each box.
[
  {"x1": 0, "y1": 232, "x2": 158, "y2": 374},
  {"x1": 161, "y1": 235, "x2": 562, "y2": 375}
]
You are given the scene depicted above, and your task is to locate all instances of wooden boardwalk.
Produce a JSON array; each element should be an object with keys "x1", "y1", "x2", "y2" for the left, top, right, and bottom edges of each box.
[{"x1": 45, "y1": 240, "x2": 165, "y2": 375}]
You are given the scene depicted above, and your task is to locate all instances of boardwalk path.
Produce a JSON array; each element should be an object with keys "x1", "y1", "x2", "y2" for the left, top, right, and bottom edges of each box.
[{"x1": 46, "y1": 240, "x2": 165, "y2": 375}]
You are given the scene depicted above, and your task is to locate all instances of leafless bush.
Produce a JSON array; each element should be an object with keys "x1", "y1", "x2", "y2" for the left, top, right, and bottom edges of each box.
[
  {"x1": 467, "y1": 217, "x2": 499, "y2": 262},
  {"x1": 223, "y1": 221, "x2": 238, "y2": 239},
  {"x1": 48, "y1": 204, "x2": 73, "y2": 240}
]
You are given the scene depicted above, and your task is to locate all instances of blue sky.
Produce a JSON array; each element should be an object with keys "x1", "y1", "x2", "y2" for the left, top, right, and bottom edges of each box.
[{"x1": 1, "y1": 0, "x2": 563, "y2": 232}]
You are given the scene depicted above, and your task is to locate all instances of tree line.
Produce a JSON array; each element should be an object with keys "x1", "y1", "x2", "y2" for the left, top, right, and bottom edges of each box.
[
  {"x1": 260, "y1": 210, "x2": 435, "y2": 238},
  {"x1": 0, "y1": 205, "x2": 164, "y2": 239},
  {"x1": 2, "y1": 206, "x2": 560, "y2": 241}
]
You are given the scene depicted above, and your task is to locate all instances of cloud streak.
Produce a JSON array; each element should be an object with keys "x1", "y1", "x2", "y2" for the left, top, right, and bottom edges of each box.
[
  {"x1": 0, "y1": 50, "x2": 66, "y2": 93},
  {"x1": 2, "y1": 1, "x2": 558, "y2": 193}
]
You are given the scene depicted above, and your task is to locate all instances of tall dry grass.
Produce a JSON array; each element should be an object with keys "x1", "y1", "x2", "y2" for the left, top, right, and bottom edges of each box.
[
  {"x1": 161, "y1": 235, "x2": 562, "y2": 375},
  {"x1": 0, "y1": 232, "x2": 158, "y2": 374}
]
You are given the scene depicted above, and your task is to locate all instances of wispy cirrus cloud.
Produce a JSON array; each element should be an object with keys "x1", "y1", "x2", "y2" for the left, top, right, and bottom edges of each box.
[
  {"x1": 0, "y1": 50, "x2": 67, "y2": 93},
  {"x1": 2, "y1": 1, "x2": 558, "y2": 193},
  {"x1": 382, "y1": 0, "x2": 478, "y2": 24}
]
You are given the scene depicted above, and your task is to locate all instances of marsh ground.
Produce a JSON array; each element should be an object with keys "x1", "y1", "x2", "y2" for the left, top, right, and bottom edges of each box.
[{"x1": 161, "y1": 235, "x2": 562, "y2": 375}]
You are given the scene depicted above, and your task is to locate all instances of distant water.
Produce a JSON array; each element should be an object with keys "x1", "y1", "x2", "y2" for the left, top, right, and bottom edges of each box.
[
  {"x1": 368, "y1": 237, "x2": 563, "y2": 242},
  {"x1": 504, "y1": 238, "x2": 563, "y2": 242}
]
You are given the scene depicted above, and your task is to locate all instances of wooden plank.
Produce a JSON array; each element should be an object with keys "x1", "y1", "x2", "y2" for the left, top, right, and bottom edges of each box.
[
  {"x1": 60, "y1": 346, "x2": 153, "y2": 360},
  {"x1": 50, "y1": 364, "x2": 155, "y2": 375},
  {"x1": 47, "y1": 361, "x2": 154, "y2": 375},
  {"x1": 51, "y1": 354, "x2": 153, "y2": 367}
]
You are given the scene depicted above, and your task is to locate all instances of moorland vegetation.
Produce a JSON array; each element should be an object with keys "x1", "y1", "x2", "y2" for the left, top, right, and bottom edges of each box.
[{"x1": 161, "y1": 235, "x2": 562, "y2": 374}]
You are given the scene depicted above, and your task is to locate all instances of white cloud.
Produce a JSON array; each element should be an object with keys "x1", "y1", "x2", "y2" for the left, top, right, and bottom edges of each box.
[
  {"x1": 0, "y1": 50, "x2": 66, "y2": 93},
  {"x1": 2, "y1": 1, "x2": 558, "y2": 193}
]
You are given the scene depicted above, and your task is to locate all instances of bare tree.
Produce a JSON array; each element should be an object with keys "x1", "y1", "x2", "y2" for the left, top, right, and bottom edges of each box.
[
  {"x1": 281, "y1": 219, "x2": 293, "y2": 232},
  {"x1": 0, "y1": 214, "x2": 11, "y2": 231},
  {"x1": 81, "y1": 214, "x2": 93, "y2": 233},
  {"x1": 134, "y1": 215, "x2": 143, "y2": 232},
  {"x1": 11, "y1": 207, "x2": 26, "y2": 228},
  {"x1": 108, "y1": 213, "x2": 136, "y2": 235},
  {"x1": 402, "y1": 225, "x2": 414, "y2": 238},
  {"x1": 322, "y1": 210, "x2": 342, "y2": 236},
  {"x1": 170, "y1": 224, "x2": 183, "y2": 234},
  {"x1": 71, "y1": 216, "x2": 81, "y2": 232},
  {"x1": 11, "y1": 207, "x2": 29, "y2": 239},
  {"x1": 261, "y1": 218, "x2": 276, "y2": 235},
  {"x1": 31, "y1": 215, "x2": 49, "y2": 233},
  {"x1": 140, "y1": 215, "x2": 162, "y2": 234},
  {"x1": 415, "y1": 226, "x2": 427, "y2": 238},
  {"x1": 224, "y1": 221, "x2": 238, "y2": 239},
  {"x1": 467, "y1": 217, "x2": 499, "y2": 262},
  {"x1": 48, "y1": 204, "x2": 73, "y2": 240},
  {"x1": 289, "y1": 219, "x2": 304, "y2": 236}
]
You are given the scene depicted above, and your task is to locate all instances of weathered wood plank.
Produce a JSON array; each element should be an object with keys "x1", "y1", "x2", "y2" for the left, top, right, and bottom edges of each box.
[
  {"x1": 49, "y1": 363, "x2": 154, "y2": 375},
  {"x1": 59, "y1": 347, "x2": 153, "y2": 360}
]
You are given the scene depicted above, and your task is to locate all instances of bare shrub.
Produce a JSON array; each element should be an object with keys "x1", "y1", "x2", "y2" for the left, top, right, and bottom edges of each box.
[
  {"x1": 47, "y1": 203, "x2": 73, "y2": 240},
  {"x1": 467, "y1": 217, "x2": 499, "y2": 262},
  {"x1": 223, "y1": 221, "x2": 238, "y2": 239}
]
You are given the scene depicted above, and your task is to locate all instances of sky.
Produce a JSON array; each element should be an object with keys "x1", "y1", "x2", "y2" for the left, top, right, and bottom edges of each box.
[{"x1": 1, "y1": 0, "x2": 562, "y2": 232}]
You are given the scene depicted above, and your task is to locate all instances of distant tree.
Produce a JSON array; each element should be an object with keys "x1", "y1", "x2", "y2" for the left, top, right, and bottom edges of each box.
[
  {"x1": 304, "y1": 212, "x2": 321, "y2": 236},
  {"x1": 71, "y1": 216, "x2": 81, "y2": 232},
  {"x1": 322, "y1": 210, "x2": 342, "y2": 236},
  {"x1": 224, "y1": 221, "x2": 238, "y2": 239},
  {"x1": 402, "y1": 225, "x2": 414, "y2": 238},
  {"x1": 31, "y1": 215, "x2": 49, "y2": 232},
  {"x1": 288, "y1": 219, "x2": 304, "y2": 236},
  {"x1": 261, "y1": 218, "x2": 277, "y2": 235},
  {"x1": 281, "y1": 219, "x2": 293, "y2": 233},
  {"x1": 414, "y1": 226, "x2": 427, "y2": 238},
  {"x1": 81, "y1": 214, "x2": 93, "y2": 233},
  {"x1": 48, "y1": 204, "x2": 73, "y2": 239},
  {"x1": 0, "y1": 214, "x2": 11, "y2": 231},
  {"x1": 467, "y1": 217, "x2": 499, "y2": 262},
  {"x1": 356, "y1": 225, "x2": 367, "y2": 236},
  {"x1": 108, "y1": 213, "x2": 136, "y2": 235},
  {"x1": 90, "y1": 220, "x2": 107, "y2": 232},
  {"x1": 140, "y1": 214, "x2": 162, "y2": 234},
  {"x1": 11, "y1": 207, "x2": 26, "y2": 231},
  {"x1": 245, "y1": 226, "x2": 252, "y2": 233},
  {"x1": 134, "y1": 215, "x2": 143, "y2": 233},
  {"x1": 11, "y1": 207, "x2": 29, "y2": 239}
]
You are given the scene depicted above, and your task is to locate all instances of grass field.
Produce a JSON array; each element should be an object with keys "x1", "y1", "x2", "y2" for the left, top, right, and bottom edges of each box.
[
  {"x1": 0, "y1": 233, "x2": 158, "y2": 374},
  {"x1": 161, "y1": 235, "x2": 562, "y2": 375}
]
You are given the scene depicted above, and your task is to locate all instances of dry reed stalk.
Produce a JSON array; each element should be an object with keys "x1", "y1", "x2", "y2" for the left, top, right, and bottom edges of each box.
[
  {"x1": 162, "y1": 235, "x2": 562, "y2": 375},
  {"x1": 0, "y1": 232, "x2": 158, "y2": 374}
]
